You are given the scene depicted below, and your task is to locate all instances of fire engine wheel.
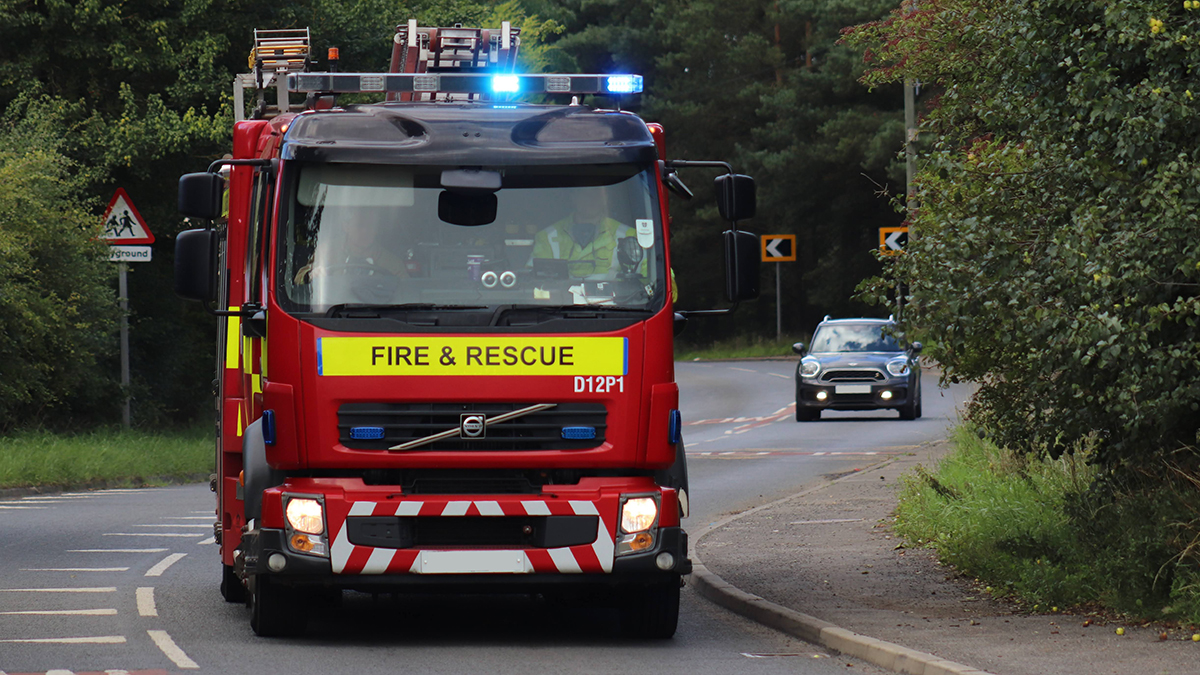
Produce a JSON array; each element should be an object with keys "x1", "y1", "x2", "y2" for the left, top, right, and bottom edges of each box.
[
  {"x1": 620, "y1": 577, "x2": 681, "y2": 639},
  {"x1": 249, "y1": 575, "x2": 306, "y2": 637},
  {"x1": 221, "y1": 563, "x2": 246, "y2": 603}
]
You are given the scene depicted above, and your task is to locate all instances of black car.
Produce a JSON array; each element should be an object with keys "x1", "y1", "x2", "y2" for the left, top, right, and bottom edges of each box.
[{"x1": 792, "y1": 317, "x2": 922, "y2": 421}]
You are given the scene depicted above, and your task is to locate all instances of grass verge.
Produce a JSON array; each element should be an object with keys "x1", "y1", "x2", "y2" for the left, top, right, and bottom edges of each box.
[
  {"x1": 675, "y1": 335, "x2": 801, "y2": 361},
  {"x1": 895, "y1": 426, "x2": 1200, "y2": 625},
  {"x1": 0, "y1": 426, "x2": 213, "y2": 490}
]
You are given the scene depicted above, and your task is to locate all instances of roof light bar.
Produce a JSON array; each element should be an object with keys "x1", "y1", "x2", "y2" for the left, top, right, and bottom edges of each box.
[{"x1": 288, "y1": 72, "x2": 643, "y2": 96}]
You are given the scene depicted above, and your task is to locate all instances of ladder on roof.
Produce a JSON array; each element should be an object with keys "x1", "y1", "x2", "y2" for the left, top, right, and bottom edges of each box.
[
  {"x1": 388, "y1": 20, "x2": 521, "y2": 102},
  {"x1": 235, "y1": 28, "x2": 312, "y2": 121}
]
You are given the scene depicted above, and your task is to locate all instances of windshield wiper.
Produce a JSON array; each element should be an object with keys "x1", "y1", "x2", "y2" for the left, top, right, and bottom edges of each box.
[
  {"x1": 324, "y1": 303, "x2": 488, "y2": 318},
  {"x1": 489, "y1": 304, "x2": 652, "y2": 326}
]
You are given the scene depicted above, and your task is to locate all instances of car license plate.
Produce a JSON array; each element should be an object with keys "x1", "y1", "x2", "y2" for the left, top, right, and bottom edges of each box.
[
  {"x1": 415, "y1": 550, "x2": 528, "y2": 574},
  {"x1": 835, "y1": 385, "x2": 871, "y2": 395}
]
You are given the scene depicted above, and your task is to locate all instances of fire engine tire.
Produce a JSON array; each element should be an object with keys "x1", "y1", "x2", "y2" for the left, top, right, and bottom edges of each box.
[
  {"x1": 221, "y1": 563, "x2": 246, "y2": 603},
  {"x1": 249, "y1": 575, "x2": 306, "y2": 637},
  {"x1": 620, "y1": 577, "x2": 680, "y2": 639}
]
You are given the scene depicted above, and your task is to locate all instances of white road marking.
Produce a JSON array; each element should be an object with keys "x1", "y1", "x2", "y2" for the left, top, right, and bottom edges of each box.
[
  {"x1": 68, "y1": 548, "x2": 169, "y2": 554},
  {"x1": 145, "y1": 553, "x2": 186, "y2": 577},
  {"x1": 103, "y1": 532, "x2": 204, "y2": 537},
  {"x1": 0, "y1": 505, "x2": 49, "y2": 510},
  {"x1": 0, "y1": 608, "x2": 117, "y2": 616},
  {"x1": 137, "y1": 587, "x2": 157, "y2": 617},
  {"x1": 0, "y1": 635, "x2": 126, "y2": 644},
  {"x1": 0, "y1": 587, "x2": 116, "y2": 593},
  {"x1": 768, "y1": 373, "x2": 790, "y2": 379},
  {"x1": 148, "y1": 629, "x2": 199, "y2": 669},
  {"x1": 729, "y1": 367, "x2": 758, "y2": 373},
  {"x1": 132, "y1": 524, "x2": 211, "y2": 528},
  {"x1": 161, "y1": 516, "x2": 212, "y2": 520},
  {"x1": 197, "y1": 537, "x2": 216, "y2": 545},
  {"x1": 21, "y1": 568, "x2": 130, "y2": 572}
]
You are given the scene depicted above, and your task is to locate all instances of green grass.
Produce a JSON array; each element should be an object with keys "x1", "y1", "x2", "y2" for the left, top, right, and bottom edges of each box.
[
  {"x1": 896, "y1": 427, "x2": 1200, "y2": 624},
  {"x1": 0, "y1": 427, "x2": 213, "y2": 490},
  {"x1": 675, "y1": 335, "x2": 802, "y2": 361}
]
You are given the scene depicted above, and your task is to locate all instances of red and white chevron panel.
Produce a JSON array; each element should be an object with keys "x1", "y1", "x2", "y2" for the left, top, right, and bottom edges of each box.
[{"x1": 329, "y1": 498, "x2": 616, "y2": 575}]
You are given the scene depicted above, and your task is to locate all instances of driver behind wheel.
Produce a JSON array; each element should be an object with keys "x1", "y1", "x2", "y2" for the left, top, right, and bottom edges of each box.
[{"x1": 294, "y1": 206, "x2": 409, "y2": 283}]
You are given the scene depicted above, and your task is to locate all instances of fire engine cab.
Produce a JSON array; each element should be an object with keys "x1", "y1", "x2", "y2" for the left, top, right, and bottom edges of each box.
[{"x1": 174, "y1": 22, "x2": 759, "y2": 637}]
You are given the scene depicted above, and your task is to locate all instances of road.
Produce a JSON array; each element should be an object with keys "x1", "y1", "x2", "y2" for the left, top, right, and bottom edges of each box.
[{"x1": 0, "y1": 360, "x2": 972, "y2": 674}]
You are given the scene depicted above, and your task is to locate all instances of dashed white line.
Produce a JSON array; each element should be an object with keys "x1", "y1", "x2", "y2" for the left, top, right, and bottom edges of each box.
[
  {"x1": 21, "y1": 568, "x2": 130, "y2": 573},
  {"x1": 145, "y1": 553, "x2": 187, "y2": 577},
  {"x1": 148, "y1": 629, "x2": 200, "y2": 669},
  {"x1": 0, "y1": 587, "x2": 116, "y2": 593},
  {"x1": 0, "y1": 505, "x2": 49, "y2": 510},
  {"x1": 103, "y1": 532, "x2": 205, "y2": 538},
  {"x1": 0, "y1": 608, "x2": 117, "y2": 616},
  {"x1": 68, "y1": 548, "x2": 169, "y2": 554},
  {"x1": 768, "y1": 373, "x2": 790, "y2": 379},
  {"x1": 132, "y1": 524, "x2": 211, "y2": 528},
  {"x1": 729, "y1": 367, "x2": 758, "y2": 373},
  {"x1": 137, "y1": 587, "x2": 157, "y2": 617},
  {"x1": 197, "y1": 537, "x2": 216, "y2": 546},
  {"x1": 0, "y1": 635, "x2": 126, "y2": 644},
  {"x1": 162, "y1": 516, "x2": 212, "y2": 520}
]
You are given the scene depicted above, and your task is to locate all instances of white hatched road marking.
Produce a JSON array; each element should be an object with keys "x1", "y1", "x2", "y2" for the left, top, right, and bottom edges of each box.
[
  {"x1": 68, "y1": 548, "x2": 169, "y2": 553},
  {"x1": 148, "y1": 629, "x2": 200, "y2": 669},
  {"x1": 137, "y1": 587, "x2": 157, "y2": 616},
  {"x1": 103, "y1": 532, "x2": 205, "y2": 537},
  {"x1": 145, "y1": 553, "x2": 186, "y2": 577},
  {"x1": 197, "y1": 537, "x2": 216, "y2": 545}
]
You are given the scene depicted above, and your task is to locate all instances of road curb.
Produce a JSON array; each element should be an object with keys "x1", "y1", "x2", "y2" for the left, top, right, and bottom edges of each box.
[{"x1": 688, "y1": 446, "x2": 996, "y2": 675}]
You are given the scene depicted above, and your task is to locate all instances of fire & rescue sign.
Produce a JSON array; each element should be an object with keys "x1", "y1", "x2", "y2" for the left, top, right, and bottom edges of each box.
[{"x1": 318, "y1": 337, "x2": 628, "y2": 377}]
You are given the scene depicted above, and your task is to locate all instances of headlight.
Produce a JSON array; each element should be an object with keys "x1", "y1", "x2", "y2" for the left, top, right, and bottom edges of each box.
[
  {"x1": 799, "y1": 358, "x2": 821, "y2": 378},
  {"x1": 886, "y1": 357, "x2": 910, "y2": 377},
  {"x1": 285, "y1": 497, "x2": 325, "y2": 535},
  {"x1": 620, "y1": 497, "x2": 658, "y2": 533}
]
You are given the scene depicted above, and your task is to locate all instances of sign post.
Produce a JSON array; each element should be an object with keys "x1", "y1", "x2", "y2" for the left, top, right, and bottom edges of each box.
[
  {"x1": 761, "y1": 235, "x2": 797, "y2": 341},
  {"x1": 101, "y1": 189, "x2": 155, "y2": 428}
]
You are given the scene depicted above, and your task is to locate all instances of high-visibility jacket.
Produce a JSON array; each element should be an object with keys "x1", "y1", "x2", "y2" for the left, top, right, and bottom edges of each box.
[{"x1": 529, "y1": 217, "x2": 638, "y2": 278}]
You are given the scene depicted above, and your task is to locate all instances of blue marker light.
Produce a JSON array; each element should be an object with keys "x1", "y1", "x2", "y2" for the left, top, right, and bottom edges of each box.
[
  {"x1": 491, "y1": 75, "x2": 520, "y2": 93},
  {"x1": 562, "y1": 426, "x2": 597, "y2": 441},
  {"x1": 350, "y1": 426, "x2": 386, "y2": 440},
  {"x1": 606, "y1": 75, "x2": 643, "y2": 94}
]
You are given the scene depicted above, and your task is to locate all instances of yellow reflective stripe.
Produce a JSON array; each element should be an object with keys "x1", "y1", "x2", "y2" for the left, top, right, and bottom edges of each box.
[
  {"x1": 251, "y1": 373, "x2": 262, "y2": 396},
  {"x1": 236, "y1": 405, "x2": 244, "y2": 437},
  {"x1": 243, "y1": 337, "x2": 253, "y2": 375},
  {"x1": 225, "y1": 311, "x2": 240, "y2": 369}
]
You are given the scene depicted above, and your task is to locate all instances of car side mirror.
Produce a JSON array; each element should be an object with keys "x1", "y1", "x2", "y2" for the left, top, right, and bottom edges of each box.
[
  {"x1": 910, "y1": 341, "x2": 923, "y2": 355},
  {"x1": 791, "y1": 342, "x2": 806, "y2": 355}
]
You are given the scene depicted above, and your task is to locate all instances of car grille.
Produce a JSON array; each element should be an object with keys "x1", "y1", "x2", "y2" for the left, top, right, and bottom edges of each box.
[
  {"x1": 345, "y1": 515, "x2": 598, "y2": 549},
  {"x1": 338, "y1": 402, "x2": 607, "y2": 451},
  {"x1": 821, "y1": 369, "x2": 886, "y2": 383}
]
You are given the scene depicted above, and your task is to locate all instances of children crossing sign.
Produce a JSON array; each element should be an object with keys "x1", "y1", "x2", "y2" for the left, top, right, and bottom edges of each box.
[{"x1": 101, "y1": 188, "x2": 155, "y2": 247}]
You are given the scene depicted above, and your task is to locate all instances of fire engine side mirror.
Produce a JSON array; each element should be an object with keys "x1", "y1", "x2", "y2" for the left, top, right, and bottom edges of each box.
[
  {"x1": 175, "y1": 228, "x2": 218, "y2": 303},
  {"x1": 715, "y1": 174, "x2": 756, "y2": 222},
  {"x1": 178, "y1": 172, "x2": 226, "y2": 220},
  {"x1": 724, "y1": 229, "x2": 760, "y2": 302}
]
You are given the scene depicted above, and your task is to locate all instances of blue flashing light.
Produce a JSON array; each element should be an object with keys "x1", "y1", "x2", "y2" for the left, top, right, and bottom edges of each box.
[
  {"x1": 262, "y1": 410, "x2": 277, "y2": 446},
  {"x1": 491, "y1": 75, "x2": 520, "y2": 94},
  {"x1": 350, "y1": 426, "x2": 386, "y2": 441},
  {"x1": 606, "y1": 75, "x2": 643, "y2": 94},
  {"x1": 562, "y1": 426, "x2": 597, "y2": 441},
  {"x1": 667, "y1": 409, "x2": 682, "y2": 445}
]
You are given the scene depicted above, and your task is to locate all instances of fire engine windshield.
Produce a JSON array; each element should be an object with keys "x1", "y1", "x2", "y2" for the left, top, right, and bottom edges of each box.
[{"x1": 275, "y1": 162, "x2": 667, "y2": 318}]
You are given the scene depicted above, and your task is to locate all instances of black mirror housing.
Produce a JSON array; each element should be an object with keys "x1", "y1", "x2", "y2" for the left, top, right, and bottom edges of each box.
[
  {"x1": 439, "y1": 192, "x2": 498, "y2": 226},
  {"x1": 715, "y1": 174, "x2": 756, "y2": 222},
  {"x1": 910, "y1": 341, "x2": 924, "y2": 355},
  {"x1": 174, "y1": 228, "x2": 218, "y2": 302},
  {"x1": 724, "y1": 229, "x2": 760, "y2": 302},
  {"x1": 792, "y1": 342, "x2": 806, "y2": 355},
  {"x1": 178, "y1": 172, "x2": 226, "y2": 220}
]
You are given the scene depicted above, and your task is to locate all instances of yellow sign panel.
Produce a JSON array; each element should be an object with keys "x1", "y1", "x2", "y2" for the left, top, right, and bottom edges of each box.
[{"x1": 318, "y1": 337, "x2": 628, "y2": 377}]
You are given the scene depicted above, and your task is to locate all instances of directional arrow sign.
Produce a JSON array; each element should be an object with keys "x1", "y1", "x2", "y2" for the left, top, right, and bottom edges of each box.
[
  {"x1": 879, "y1": 227, "x2": 908, "y2": 256},
  {"x1": 761, "y1": 234, "x2": 796, "y2": 262},
  {"x1": 101, "y1": 188, "x2": 155, "y2": 246}
]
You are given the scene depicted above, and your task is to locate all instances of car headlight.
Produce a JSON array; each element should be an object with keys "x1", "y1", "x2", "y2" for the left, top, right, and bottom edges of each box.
[
  {"x1": 799, "y1": 358, "x2": 821, "y2": 378},
  {"x1": 886, "y1": 357, "x2": 910, "y2": 377}
]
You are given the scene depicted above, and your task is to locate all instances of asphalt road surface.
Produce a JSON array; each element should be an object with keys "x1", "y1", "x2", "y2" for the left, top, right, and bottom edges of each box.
[{"x1": 0, "y1": 360, "x2": 971, "y2": 674}]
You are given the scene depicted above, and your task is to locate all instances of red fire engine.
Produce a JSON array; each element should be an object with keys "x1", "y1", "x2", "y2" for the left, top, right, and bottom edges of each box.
[{"x1": 174, "y1": 23, "x2": 759, "y2": 637}]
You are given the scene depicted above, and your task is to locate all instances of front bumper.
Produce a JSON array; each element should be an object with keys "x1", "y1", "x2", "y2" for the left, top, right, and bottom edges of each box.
[{"x1": 796, "y1": 380, "x2": 912, "y2": 411}]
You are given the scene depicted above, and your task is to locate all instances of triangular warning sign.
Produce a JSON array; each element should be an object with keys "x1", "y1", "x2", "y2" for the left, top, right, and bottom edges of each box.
[{"x1": 101, "y1": 188, "x2": 155, "y2": 245}]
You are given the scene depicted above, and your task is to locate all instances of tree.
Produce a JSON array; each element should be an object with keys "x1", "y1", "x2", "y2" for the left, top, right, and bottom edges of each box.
[{"x1": 845, "y1": 0, "x2": 1200, "y2": 470}]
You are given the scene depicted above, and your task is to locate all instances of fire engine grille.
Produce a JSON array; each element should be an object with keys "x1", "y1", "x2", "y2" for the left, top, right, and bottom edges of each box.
[
  {"x1": 338, "y1": 402, "x2": 607, "y2": 451},
  {"x1": 345, "y1": 515, "x2": 598, "y2": 549},
  {"x1": 820, "y1": 369, "x2": 886, "y2": 383}
]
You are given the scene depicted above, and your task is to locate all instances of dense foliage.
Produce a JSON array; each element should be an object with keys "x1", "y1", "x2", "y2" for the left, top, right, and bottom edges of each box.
[{"x1": 846, "y1": 0, "x2": 1200, "y2": 472}]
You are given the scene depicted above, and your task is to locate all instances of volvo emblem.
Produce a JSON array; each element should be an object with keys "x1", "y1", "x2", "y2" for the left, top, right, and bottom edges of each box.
[{"x1": 460, "y1": 414, "x2": 486, "y2": 438}]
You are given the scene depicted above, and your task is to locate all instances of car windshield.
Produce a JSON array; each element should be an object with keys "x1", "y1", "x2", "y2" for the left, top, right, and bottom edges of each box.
[
  {"x1": 275, "y1": 162, "x2": 666, "y2": 316},
  {"x1": 810, "y1": 324, "x2": 901, "y2": 353}
]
